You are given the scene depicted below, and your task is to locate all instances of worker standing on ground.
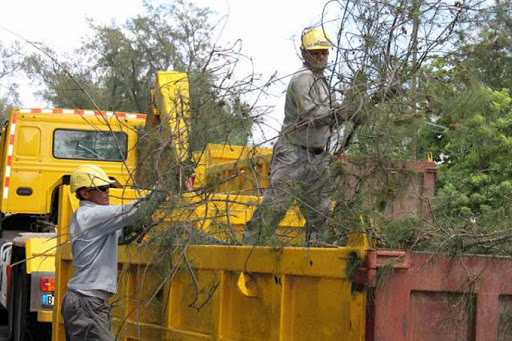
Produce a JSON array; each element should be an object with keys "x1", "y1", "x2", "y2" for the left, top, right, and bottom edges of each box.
[
  {"x1": 244, "y1": 26, "x2": 342, "y2": 245},
  {"x1": 61, "y1": 165, "x2": 163, "y2": 341}
]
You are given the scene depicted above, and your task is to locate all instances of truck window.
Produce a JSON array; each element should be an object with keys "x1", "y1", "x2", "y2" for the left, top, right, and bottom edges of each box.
[{"x1": 53, "y1": 129, "x2": 128, "y2": 161}]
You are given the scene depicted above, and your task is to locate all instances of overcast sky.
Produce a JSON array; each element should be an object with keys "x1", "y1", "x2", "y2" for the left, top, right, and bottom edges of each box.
[{"x1": 0, "y1": 0, "x2": 337, "y2": 142}]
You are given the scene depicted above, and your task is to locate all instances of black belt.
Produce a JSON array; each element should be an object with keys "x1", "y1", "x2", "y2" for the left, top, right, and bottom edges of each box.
[{"x1": 298, "y1": 145, "x2": 325, "y2": 155}]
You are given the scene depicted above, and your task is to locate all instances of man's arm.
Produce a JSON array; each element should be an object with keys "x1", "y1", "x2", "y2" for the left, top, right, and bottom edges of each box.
[
  {"x1": 291, "y1": 72, "x2": 335, "y2": 127},
  {"x1": 78, "y1": 190, "x2": 165, "y2": 238}
]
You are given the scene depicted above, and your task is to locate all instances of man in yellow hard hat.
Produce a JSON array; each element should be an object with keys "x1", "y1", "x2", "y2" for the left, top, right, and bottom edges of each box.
[
  {"x1": 244, "y1": 26, "x2": 341, "y2": 244},
  {"x1": 61, "y1": 164, "x2": 163, "y2": 341}
]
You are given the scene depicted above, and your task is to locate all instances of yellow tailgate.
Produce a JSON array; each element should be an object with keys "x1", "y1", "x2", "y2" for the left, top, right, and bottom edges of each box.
[{"x1": 25, "y1": 237, "x2": 57, "y2": 273}]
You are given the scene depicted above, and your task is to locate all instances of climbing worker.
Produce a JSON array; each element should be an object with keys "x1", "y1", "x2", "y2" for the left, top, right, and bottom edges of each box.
[{"x1": 244, "y1": 26, "x2": 342, "y2": 245}]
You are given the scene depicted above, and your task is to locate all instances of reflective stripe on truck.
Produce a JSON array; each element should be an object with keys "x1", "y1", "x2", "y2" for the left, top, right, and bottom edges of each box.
[
  {"x1": 3, "y1": 113, "x2": 16, "y2": 199},
  {"x1": 18, "y1": 108, "x2": 146, "y2": 120}
]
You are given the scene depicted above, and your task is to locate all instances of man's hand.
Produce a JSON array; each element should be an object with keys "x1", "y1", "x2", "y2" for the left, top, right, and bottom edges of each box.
[
  {"x1": 119, "y1": 224, "x2": 147, "y2": 244},
  {"x1": 340, "y1": 70, "x2": 370, "y2": 125}
]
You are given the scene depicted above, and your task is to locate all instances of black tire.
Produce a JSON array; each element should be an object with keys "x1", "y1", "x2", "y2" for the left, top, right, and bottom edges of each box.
[{"x1": 8, "y1": 261, "x2": 28, "y2": 341}]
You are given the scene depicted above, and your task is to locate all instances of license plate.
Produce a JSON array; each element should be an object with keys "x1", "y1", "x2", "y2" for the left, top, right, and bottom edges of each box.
[{"x1": 41, "y1": 293, "x2": 54, "y2": 307}]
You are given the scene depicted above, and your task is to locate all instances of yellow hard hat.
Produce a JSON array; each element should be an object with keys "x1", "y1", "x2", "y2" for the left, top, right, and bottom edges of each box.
[
  {"x1": 301, "y1": 27, "x2": 332, "y2": 51},
  {"x1": 70, "y1": 164, "x2": 114, "y2": 193}
]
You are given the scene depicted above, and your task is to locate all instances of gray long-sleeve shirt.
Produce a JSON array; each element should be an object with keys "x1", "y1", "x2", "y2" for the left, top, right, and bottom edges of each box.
[
  {"x1": 67, "y1": 196, "x2": 155, "y2": 295},
  {"x1": 282, "y1": 65, "x2": 334, "y2": 148}
]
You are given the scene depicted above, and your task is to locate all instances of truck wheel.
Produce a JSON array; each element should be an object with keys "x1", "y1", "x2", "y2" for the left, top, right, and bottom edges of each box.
[{"x1": 8, "y1": 261, "x2": 28, "y2": 341}]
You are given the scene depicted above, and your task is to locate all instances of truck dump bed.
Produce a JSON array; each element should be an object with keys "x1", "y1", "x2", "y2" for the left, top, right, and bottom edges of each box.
[
  {"x1": 55, "y1": 234, "x2": 512, "y2": 340},
  {"x1": 55, "y1": 239, "x2": 369, "y2": 340}
]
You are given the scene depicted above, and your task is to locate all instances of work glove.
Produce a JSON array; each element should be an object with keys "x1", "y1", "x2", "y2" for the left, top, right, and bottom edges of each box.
[
  {"x1": 120, "y1": 181, "x2": 167, "y2": 245},
  {"x1": 331, "y1": 99, "x2": 367, "y2": 125},
  {"x1": 119, "y1": 223, "x2": 147, "y2": 245}
]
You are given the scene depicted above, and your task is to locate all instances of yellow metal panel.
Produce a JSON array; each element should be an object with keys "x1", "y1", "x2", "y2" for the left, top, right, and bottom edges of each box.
[
  {"x1": 37, "y1": 310, "x2": 53, "y2": 323},
  {"x1": 204, "y1": 153, "x2": 271, "y2": 195},
  {"x1": 200, "y1": 143, "x2": 273, "y2": 168},
  {"x1": 154, "y1": 71, "x2": 190, "y2": 161},
  {"x1": 186, "y1": 144, "x2": 288, "y2": 242},
  {"x1": 168, "y1": 270, "x2": 217, "y2": 337},
  {"x1": 184, "y1": 245, "x2": 357, "y2": 278},
  {"x1": 163, "y1": 245, "x2": 367, "y2": 341},
  {"x1": 25, "y1": 237, "x2": 56, "y2": 273},
  {"x1": 55, "y1": 219, "x2": 367, "y2": 341},
  {"x1": 191, "y1": 144, "x2": 273, "y2": 191},
  {"x1": 121, "y1": 322, "x2": 165, "y2": 340},
  {"x1": 53, "y1": 186, "x2": 74, "y2": 341},
  {"x1": 7, "y1": 170, "x2": 44, "y2": 214},
  {"x1": 16, "y1": 126, "x2": 40, "y2": 156},
  {"x1": 190, "y1": 193, "x2": 304, "y2": 243},
  {"x1": 279, "y1": 275, "x2": 359, "y2": 340},
  {"x1": 0, "y1": 113, "x2": 16, "y2": 212},
  {"x1": 0, "y1": 126, "x2": 6, "y2": 173},
  {"x1": 112, "y1": 263, "x2": 163, "y2": 339}
]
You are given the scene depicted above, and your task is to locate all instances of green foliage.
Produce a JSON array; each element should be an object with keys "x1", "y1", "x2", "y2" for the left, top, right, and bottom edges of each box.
[
  {"x1": 457, "y1": 1, "x2": 512, "y2": 92},
  {"x1": 432, "y1": 87, "x2": 512, "y2": 218},
  {"x1": 135, "y1": 126, "x2": 185, "y2": 191},
  {"x1": 338, "y1": 18, "x2": 512, "y2": 252},
  {"x1": 398, "y1": 47, "x2": 512, "y2": 253}
]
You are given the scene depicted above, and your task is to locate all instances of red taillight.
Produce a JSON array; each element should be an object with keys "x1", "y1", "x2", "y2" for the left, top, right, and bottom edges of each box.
[{"x1": 40, "y1": 277, "x2": 55, "y2": 292}]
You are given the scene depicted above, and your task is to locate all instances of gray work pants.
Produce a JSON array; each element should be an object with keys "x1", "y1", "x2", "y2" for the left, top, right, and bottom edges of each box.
[
  {"x1": 244, "y1": 139, "x2": 333, "y2": 244},
  {"x1": 61, "y1": 290, "x2": 115, "y2": 341}
]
